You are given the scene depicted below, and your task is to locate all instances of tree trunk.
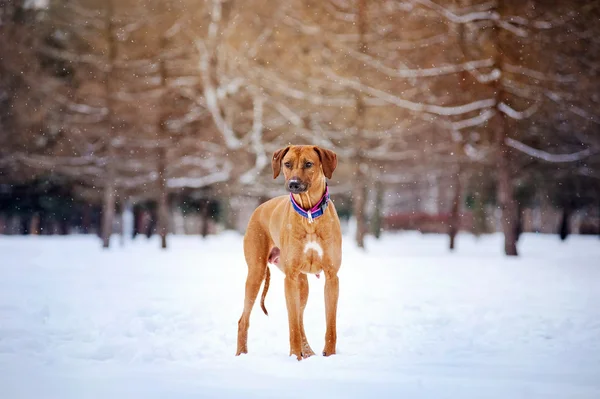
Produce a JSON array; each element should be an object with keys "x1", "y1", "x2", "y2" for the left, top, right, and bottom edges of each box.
[
  {"x1": 118, "y1": 207, "x2": 125, "y2": 247},
  {"x1": 353, "y1": 171, "x2": 368, "y2": 248},
  {"x1": 101, "y1": 159, "x2": 116, "y2": 248},
  {"x1": 82, "y1": 205, "x2": 91, "y2": 234},
  {"x1": 100, "y1": 0, "x2": 117, "y2": 249},
  {"x1": 515, "y1": 201, "x2": 523, "y2": 242},
  {"x1": 559, "y1": 206, "x2": 570, "y2": 241},
  {"x1": 496, "y1": 139, "x2": 518, "y2": 256},
  {"x1": 29, "y1": 213, "x2": 40, "y2": 235},
  {"x1": 371, "y1": 180, "x2": 384, "y2": 239},
  {"x1": 200, "y1": 201, "x2": 210, "y2": 238},
  {"x1": 59, "y1": 216, "x2": 69, "y2": 235},
  {"x1": 19, "y1": 215, "x2": 28, "y2": 235},
  {"x1": 145, "y1": 208, "x2": 156, "y2": 238},
  {"x1": 449, "y1": 168, "x2": 462, "y2": 251},
  {"x1": 472, "y1": 174, "x2": 488, "y2": 236},
  {"x1": 596, "y1": 183, "x2": 600, "y2": 239},
  {"x1": 353, "y1": 0, "x2": 368, "y2": 249},
  {"x1": 157, "y1": 147, "x2": 169, "y2": 249},
  {"x1": 492, "y1": 0, "x2": 518, "y2": 256},
  {"x1": 156, "y1": 26, "x2": 170, "y2": 250}
]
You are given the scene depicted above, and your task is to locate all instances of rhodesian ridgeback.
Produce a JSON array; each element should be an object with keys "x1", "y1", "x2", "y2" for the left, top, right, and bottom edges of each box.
[{"x1": 235, "y1": 145, "x2": 342, "y2": 360}]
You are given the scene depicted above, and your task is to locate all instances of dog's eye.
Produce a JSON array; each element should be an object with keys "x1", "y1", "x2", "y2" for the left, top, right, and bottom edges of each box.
[
  {"x1": 305, "y1": 162, "x2": 313, "y2": 168},
  {"x1": 284, "y1": 162, "x2": 292, "y2": 168}
]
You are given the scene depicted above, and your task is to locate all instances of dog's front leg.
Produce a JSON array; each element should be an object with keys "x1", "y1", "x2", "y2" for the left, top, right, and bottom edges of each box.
[
  {"x1": 284, "y1": 273, "x2": 303, "y2": 360},
  {"x1": 323, "y1": 271, "x2": 339, "y2": 356}
]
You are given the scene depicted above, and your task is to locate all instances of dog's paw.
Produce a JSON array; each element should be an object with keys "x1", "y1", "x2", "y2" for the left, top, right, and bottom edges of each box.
[
  {"x1": 322, "y1": 349, "x2": 336, "y2": 357},
  {"x1": 302, "y1": 342, "x2": 315, "y2": 358},
  {"x1": 235, "y1": 348, "x2": 248, "y2": 356},
  {"x1": 289, "y1": 350, "x2": 307, "y2": 361}
]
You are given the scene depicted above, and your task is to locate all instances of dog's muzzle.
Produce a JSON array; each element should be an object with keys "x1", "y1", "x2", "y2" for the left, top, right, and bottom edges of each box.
[{"x1": 286, "y1": 178, "x2": 307, "y2": 194}]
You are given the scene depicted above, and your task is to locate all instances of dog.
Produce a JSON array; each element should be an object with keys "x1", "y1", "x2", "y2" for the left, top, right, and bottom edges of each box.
[{"x1": 235, "y1": 145, "x2": 342, "y2": 361}]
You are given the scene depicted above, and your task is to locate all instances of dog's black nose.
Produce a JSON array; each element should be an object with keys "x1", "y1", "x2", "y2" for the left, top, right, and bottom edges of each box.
[
  {"x1": 287, "y1": 178, "x2": 306, "y2": 193},
  {"x1": 288, "y1": 180, "x2": 301, "y2": 191}
]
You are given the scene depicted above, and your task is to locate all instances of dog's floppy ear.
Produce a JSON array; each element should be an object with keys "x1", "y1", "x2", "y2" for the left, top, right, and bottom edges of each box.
[
  {"x1": 313, "y1": 146, "x2": 337, "y2": 179},
  {"x1": 272, "y1": 146, "x2": 291, "y2": 179}
]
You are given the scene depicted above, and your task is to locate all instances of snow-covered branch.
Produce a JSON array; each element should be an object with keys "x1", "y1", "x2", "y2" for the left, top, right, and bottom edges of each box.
[
  {"x1": 239, "y1": 94, "x2": 268, "y2": 184},
  {"x1": 325, "y1": 68, "x2": 496, "y2": 116},
  {"x1": 344, "y1": 44, "x2": 495, "y2": 78},
  {"x1": 505, "y1": 64, "x2": 575, "y2": 83},
  {"x1": 14, "y1": 153, "x2": 106, "y2": 167},
  {"x1": 386, "y1": 33, "x2": 447, "y2": 51},
  {"x1": 543, "y1": 92, "x2": 600, "y2": 125},
  {"x1": 196, "y1": 0, "x2": 243, "y2": 150},
  {"x1": 506, "y1": 138, "x2": 597, "y2": 163},
  {"x1": 469, "y1": 68, "x2": 501, "y2": 84},
  {"x1": 413, "y1": 0, "x2": 497, "y2": 24},
  {"x1": 413, "y1": 0, "x2": 561, "y2": 37},
  {"x1": 497, "y1": 20, "x2": 528, "y2": 37},
  {"x1": 167, "y1": 161, "x2": 233, "y2": 189},
  {"x1": 498, "y1": 102, "x2": 540, "y2": 120},
  {"x1": 247, "y1": 62, "x2": 355, "y2": 107},
  {"x1": 197, "y1": 43, "x2": 241, "y2": 148},
  {"x1": 450, "y1": 109, "x2": 496, "y2": 130}
]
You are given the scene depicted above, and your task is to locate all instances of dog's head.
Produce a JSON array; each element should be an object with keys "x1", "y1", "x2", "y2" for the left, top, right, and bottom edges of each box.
[{"x1": 271, "y1": 145, "x2": 337, "y2": 194}]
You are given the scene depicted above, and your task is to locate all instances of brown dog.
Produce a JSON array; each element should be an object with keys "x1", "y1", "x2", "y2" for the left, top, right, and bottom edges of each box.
[{"x1": 235, "y1": 145, "x2": 342, "y2": 360}]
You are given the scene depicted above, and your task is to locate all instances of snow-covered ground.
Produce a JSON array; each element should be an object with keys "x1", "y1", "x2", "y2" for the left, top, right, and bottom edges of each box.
[{"x1": 1, "y1": 232, "x2": 599, "y2": 399}]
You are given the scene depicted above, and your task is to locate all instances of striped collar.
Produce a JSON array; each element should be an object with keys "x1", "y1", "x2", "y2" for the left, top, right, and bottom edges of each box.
[{"x1": 290, "y1": 185, "x2": 330, "y2": 223}]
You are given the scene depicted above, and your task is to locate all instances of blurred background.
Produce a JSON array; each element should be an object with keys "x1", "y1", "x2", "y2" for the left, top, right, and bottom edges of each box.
[{"x1": 0, "y1": 0, "x2": 598, "y2": 255}]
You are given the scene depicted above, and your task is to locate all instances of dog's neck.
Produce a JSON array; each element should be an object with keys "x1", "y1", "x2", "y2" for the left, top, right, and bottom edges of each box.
[{"x1": 292, "y1": 178, "x2": 327, "y2": 211}]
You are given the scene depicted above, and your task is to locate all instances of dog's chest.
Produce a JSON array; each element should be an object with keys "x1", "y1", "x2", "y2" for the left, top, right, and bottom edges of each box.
[{"x1": 297, "y1": 233, "x2": 324, "y2": 274}]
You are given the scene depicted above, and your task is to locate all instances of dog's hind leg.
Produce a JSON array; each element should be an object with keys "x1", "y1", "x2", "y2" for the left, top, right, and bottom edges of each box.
[
  {"x1": 299, "y1": 273, "x2": 315, "y2": 357},
  {"x1": 236, "y1": 222, "x2": 269, "y2": 356}
]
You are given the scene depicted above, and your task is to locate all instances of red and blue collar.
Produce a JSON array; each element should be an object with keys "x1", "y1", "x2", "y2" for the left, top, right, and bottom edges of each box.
[{"x1": 290, "y1": 185, "x2": 330, "y2": 223}]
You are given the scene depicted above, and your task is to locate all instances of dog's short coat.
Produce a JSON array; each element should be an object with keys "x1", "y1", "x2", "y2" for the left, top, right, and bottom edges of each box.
[{"x1": 235, "y1": 145, "x2": 342, "y2": 360}]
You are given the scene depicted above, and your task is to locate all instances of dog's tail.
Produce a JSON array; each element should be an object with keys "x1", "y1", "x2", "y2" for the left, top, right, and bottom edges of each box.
[{"x1": 260, "y1": 266, "x2": 270, "y2": 316}]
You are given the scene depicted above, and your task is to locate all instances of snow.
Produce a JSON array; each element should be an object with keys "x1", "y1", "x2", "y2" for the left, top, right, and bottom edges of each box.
[{"x1": 1, "y1": 232, "x2": 599, "y2": 398}]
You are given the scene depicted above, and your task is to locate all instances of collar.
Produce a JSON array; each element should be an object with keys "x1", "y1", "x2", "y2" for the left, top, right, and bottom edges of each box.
[{"x1": 290, "y1": 184, "x2": 330, "y2": 223}]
